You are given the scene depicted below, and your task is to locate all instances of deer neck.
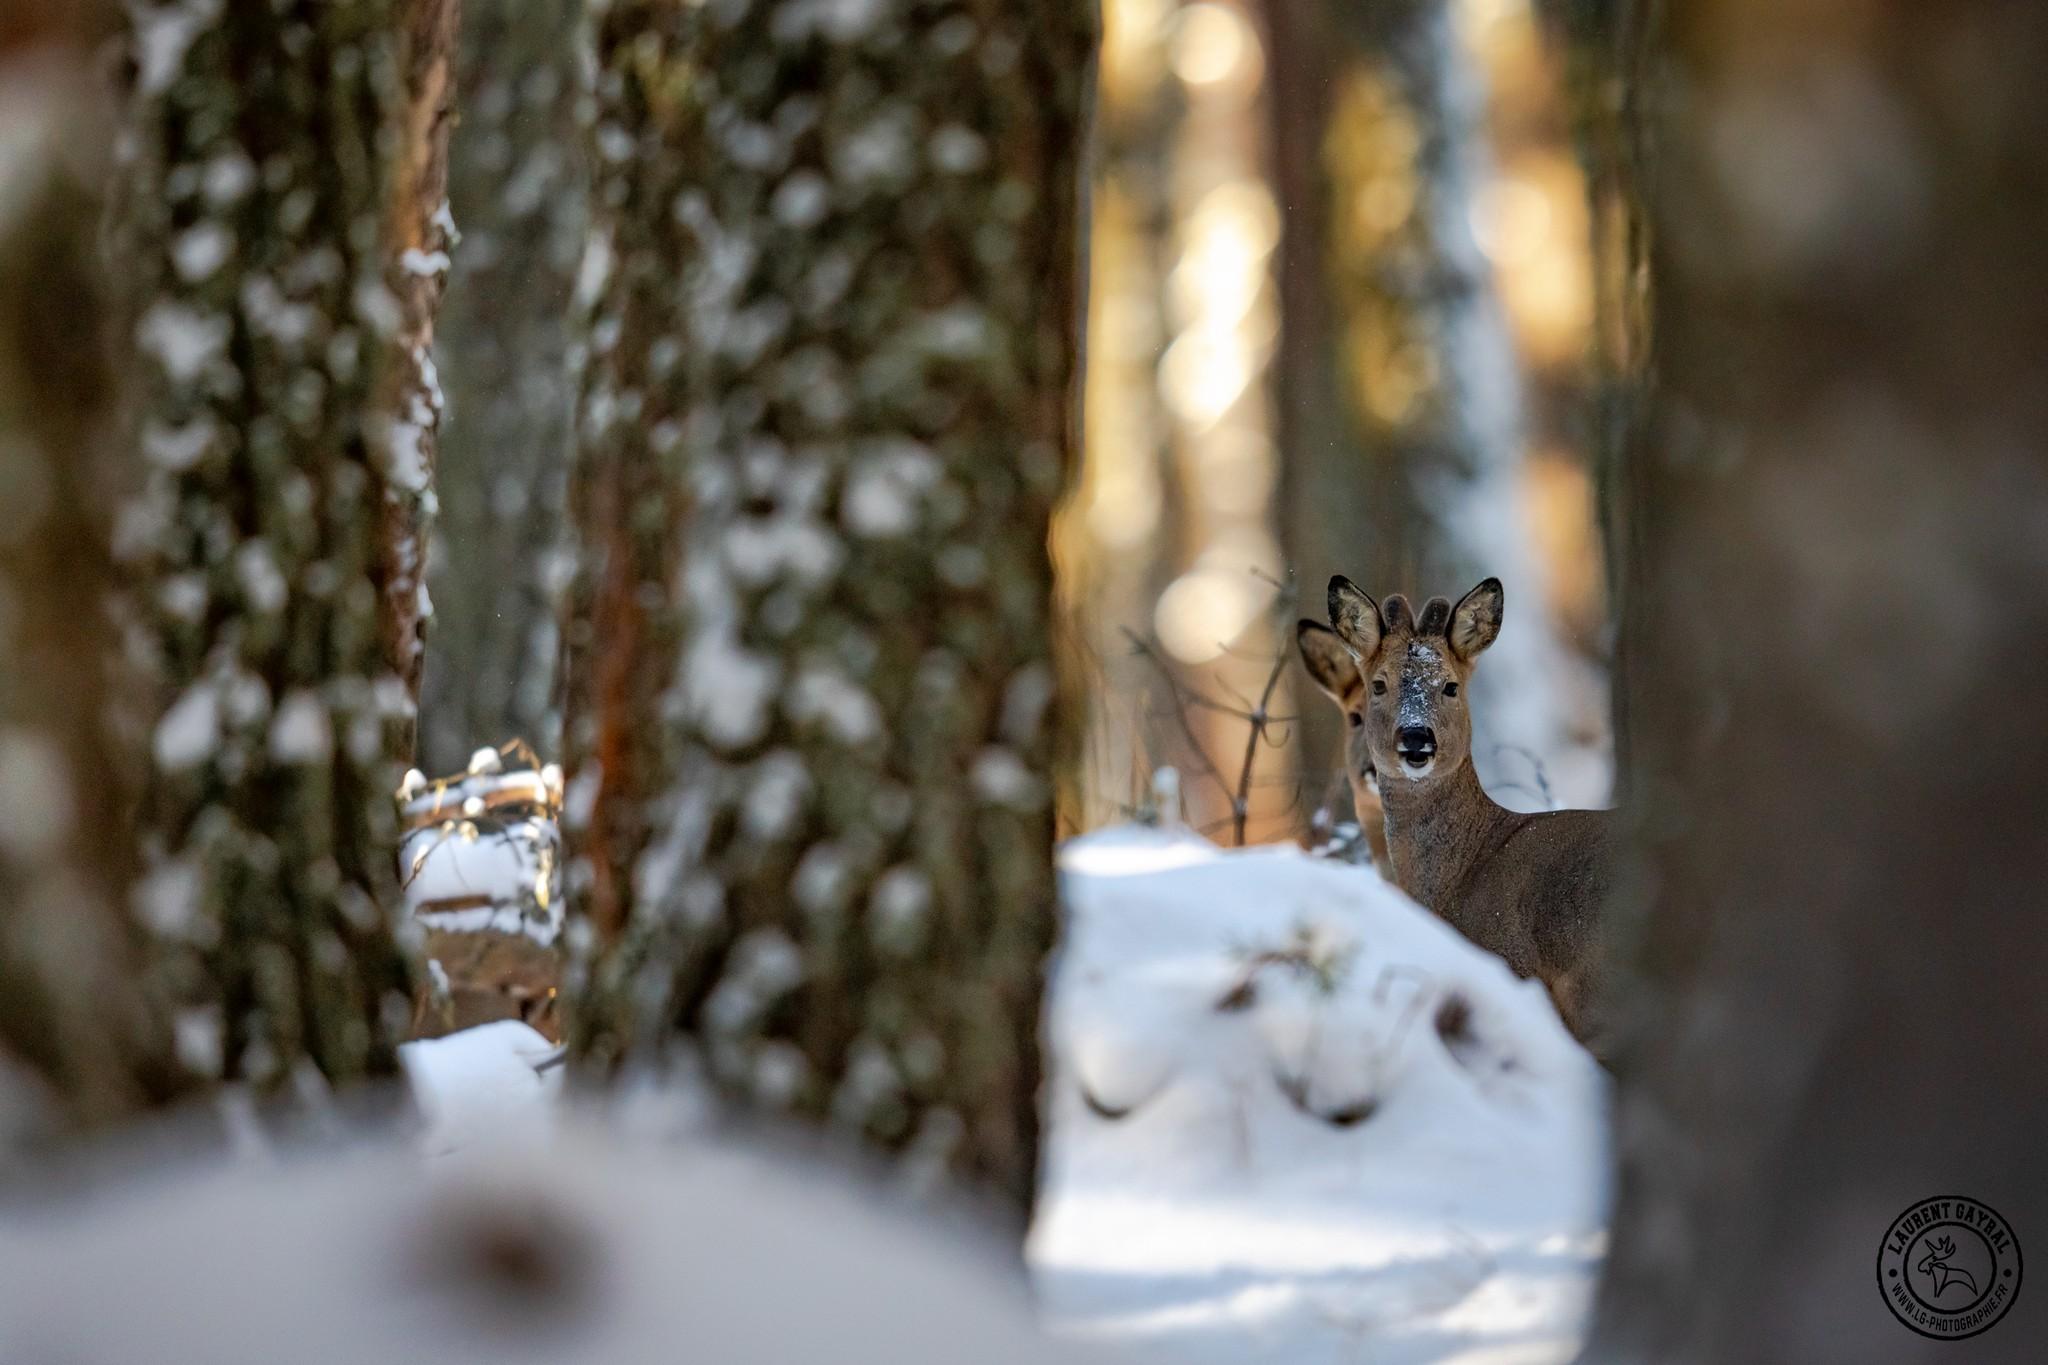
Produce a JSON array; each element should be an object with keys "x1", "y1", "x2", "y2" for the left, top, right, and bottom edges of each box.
[{"x1": 1375, "y1": 758, "x2": 1513, "y2": 912}]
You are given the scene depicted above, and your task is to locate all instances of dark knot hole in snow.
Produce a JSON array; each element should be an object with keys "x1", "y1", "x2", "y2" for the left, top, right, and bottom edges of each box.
[
  {"x1": 1433, "y1": 991, "x2": 1517, "y2": 1076},
  {"x1": 1080, "y1": 1083, "x2": 1140, "y2": 1121},
  {"x1": 405, "y1": 1184, "x2": 606, "y2": 1332},
  {"x1": 1274, "y1": 1067, "x2": 1380, "y2": 1128},
  {"x1": 1435, "y1": 993, "x2": 1474, "y2": 1049}
]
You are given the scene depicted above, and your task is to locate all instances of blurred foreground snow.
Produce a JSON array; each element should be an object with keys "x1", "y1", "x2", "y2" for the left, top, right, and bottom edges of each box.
[
  {"x1": 0, "y1": 1125, "x2": 1061, "y2": 1365},
  {"x1": 0, "y1": 825, "x2": 1606, "y2": 1364}
]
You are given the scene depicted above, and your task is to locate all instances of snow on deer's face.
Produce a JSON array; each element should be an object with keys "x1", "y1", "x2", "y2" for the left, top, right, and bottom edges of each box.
[{"x1": 1312, "y1": 576, "x2": 1503, "y2": 788}]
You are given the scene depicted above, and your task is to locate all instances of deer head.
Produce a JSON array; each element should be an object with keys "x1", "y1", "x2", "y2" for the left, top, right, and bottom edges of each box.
[
  {"x1": 1296, "y1": 617, "x2": 1376, "y2": 829},
  {"x1": 1298, "y1": 575, "x2": 1503, "y2": 793}
]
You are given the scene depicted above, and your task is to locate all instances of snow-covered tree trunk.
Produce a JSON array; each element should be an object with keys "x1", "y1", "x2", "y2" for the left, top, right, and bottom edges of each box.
[
  {"x1": 377, "y1": 0, "x2": 460, "y2": 745},
  {"x1": 0, "y1": 3, "x2": 193, "y2": 1139},
  {"x1": 113, "y1": 0, "x2": 457, "y2": 1096},
  {"x1": 564, "y1": 0, "x2": 1094, "y2": 1216},
  {"x1": 416, "y1": 0, "x2": 584, "y2": 775},
  {"x1": 1266, "y1": 0, "x2": 1592, "y2": 807},
  {"x1": 1587, "y1": 2, "x2": 2048, "y2": 1360}
]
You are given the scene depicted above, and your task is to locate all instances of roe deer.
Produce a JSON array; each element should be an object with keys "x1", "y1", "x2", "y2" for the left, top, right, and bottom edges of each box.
[{"x1": 1296, "y1": 575, "x2": 1610, "y2": 1050}]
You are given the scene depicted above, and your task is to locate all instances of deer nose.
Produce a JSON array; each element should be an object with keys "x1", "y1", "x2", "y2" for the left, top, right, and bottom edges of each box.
[{"x1": 1396, "y1": 726, "x2": 1436, "y2": 767}]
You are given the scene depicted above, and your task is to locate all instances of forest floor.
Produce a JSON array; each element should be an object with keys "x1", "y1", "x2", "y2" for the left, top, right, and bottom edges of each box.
[
  {"x1": 1029, "y1": 827, "x2": 1608, "y2": 1365},
  {"x1": 398, "y1": 822, "x2": 1611, "y2": 1363},
  {"x1": 3, "y1": 821, "x2": 1608, "y2": 1363}
]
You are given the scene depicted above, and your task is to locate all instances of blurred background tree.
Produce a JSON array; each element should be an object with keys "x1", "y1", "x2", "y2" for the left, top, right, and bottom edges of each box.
[
  {"x1": 562, "y1": 0, "x2": 1095, "y2": 1219},
  {"x1": 416, "y1": 0, "x2": 584, "y2": 776},
  {"x1": 0, "y1": 0, "x2": 191, "y2": 1143},
  {"x1": 1056, "y1": 0, "x2": 1613, "y2": 841},
  {"x1": 1263, "y1": 0, "x2": 1606, "y2": 814}
]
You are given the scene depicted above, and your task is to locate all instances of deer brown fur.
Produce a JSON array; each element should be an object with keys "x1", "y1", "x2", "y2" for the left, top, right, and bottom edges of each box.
[{"x1": 1297, "y1": 575, "x2": 1611, "y2": 1052}]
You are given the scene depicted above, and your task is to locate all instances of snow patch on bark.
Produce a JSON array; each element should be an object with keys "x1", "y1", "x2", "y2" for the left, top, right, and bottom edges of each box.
[
  {"x1": 267, "y1": 690, "x2": 332, "y2": 765},
  {"x1": 136, "y1": 301, "x2": 229, "y2": 382},
  {"x1": 152, "y1": 682, "x2": 220, "y2": 770},
  {"x1": 129, "y1": 0, "x2": 225, "y2": 97}
]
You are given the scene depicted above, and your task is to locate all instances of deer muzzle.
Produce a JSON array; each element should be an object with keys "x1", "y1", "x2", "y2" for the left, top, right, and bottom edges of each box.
[{"x1": 1396, "y1": 725, "x2": 1437, "y2": 768}]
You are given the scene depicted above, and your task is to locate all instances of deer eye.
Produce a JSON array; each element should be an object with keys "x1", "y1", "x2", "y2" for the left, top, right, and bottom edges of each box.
[
  {"x1": 1442, "y1": 682, "x2": 1459, "y2": 698},
  {"x1": 1371, "y1": 678, "x2": 1387, "y2": 696}
]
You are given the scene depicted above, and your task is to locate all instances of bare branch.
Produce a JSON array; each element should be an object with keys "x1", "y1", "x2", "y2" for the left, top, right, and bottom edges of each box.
[
  {"x1": 1121, "y1": 627, "x2": 1235, "y2": 812},
  {"x1": 1229, "y1": 648, "x2": 1293, "y2": 845}
]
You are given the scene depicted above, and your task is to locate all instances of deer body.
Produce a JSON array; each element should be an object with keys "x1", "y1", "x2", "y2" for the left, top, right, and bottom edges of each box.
[{"x1": 1298, "y1": 576, "x2": 1611, "y2": 1050}]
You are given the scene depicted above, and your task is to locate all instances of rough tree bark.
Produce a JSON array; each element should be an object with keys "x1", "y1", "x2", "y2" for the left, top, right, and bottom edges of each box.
[
  {"x1": 0, "y1": 1, "x2": 193, "y2": 1142},
  {"x1": 115, "y1": 0, "x2": 457, "y2": 1096},
  {"x1": 1587, "y1": 3, "x2": 2048, "y2": 1362},
  {"x1": 564, "y1": 0, "x2": 1094, "y2": 1218},
  {"x1": 1264, "y1": 0, "x2": 1586, "y2": 807},
  {"x1": 416, "y1": 0, "x2": 584, "y2": 775},
  {"x1": 377, "y1": 0, "x2": 461, "y2": 738}
]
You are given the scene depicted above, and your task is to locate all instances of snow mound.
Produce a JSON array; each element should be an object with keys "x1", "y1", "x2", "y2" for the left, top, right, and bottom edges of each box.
[
  {"x1": 1031, "y1": 825, "x2": 1607, "y2": 1365},
  {"x1": 0, "y1": 1124, "x2": 1080, "y2": 1365},
  {"x1": 401, "y1": 1020, "x2": 563, "y2": 1156}
]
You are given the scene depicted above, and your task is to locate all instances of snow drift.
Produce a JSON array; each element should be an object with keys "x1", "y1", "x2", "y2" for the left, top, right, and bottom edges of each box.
[
  {"x1": 0, "y1": 824, "x2": 1606, "y2": 1364},
  {"x1": 1033, "y1": 825, "x2": 1608, "y2": 1364}
]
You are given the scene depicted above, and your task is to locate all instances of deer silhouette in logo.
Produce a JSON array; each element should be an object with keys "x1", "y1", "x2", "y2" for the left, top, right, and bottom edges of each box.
[{"x1": 1918, "y1": 1236, "x2": 1979, "y2": 1299}]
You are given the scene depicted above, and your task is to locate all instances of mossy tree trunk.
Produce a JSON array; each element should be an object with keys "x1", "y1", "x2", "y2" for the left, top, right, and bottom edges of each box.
[
  {"x1": 1264, "y1": 0, "x2": 1583, "y2": 806},
  {"x1": 115, "y1": 0, "x2": 457, "y2": 1097},
  {"x1": 416, "y1": 0, "x2": 585, "y2": 775},
  {"x1": 0, "y1": 1, "x2": 192, "y2": 1142},
  {"x1": 564, "y1": 0, "x2": 1094, "y2": 1219},
  {"x1": 1588, "y1": 1, "x2": 2048, "y2": 1359}
]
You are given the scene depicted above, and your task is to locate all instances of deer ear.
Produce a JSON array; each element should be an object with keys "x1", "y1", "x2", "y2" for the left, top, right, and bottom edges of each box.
[
  {"x1": 1327, "y1": 576, "x2": 1382, "y2": 658},
  {"x1": 1448, "y1": 577, "x2": 1504, "y2": 661},
  {"x1": 1296, "y1": 621, "x2": 1361, "y2": 706}
]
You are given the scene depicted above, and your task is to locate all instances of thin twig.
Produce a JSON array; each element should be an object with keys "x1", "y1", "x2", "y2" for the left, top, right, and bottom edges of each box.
[
  {"x1": 1122, "y1": 573, "x2": 1304, "y2": 846},
  {"x1": 1230, "y1": 649, "x2": 1292, "y2": 845},
  {"x1": 1122, "y1": 627, "x2": 1235, "y2": 813}
]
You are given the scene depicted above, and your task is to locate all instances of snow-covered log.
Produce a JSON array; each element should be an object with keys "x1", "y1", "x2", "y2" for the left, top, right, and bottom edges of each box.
[{"x1": 401, "y1": 751, "x2": 564, "y2": 1038}]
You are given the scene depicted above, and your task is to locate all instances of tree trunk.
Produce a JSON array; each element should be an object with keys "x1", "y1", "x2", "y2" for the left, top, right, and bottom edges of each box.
[
  {"x1": 113, "y1": 0, "x2": 457, "y2": 1097},
  {"x1": 564, "y1": 0, "x2": 1095, "y2": 1220},
  {"x1": 1588, "y1": 3, "x2": 2048, "y2": 1361},
  {"x1": 1543, "y1": 0, "x2": 1657, "y2": 790},
  {"x1": 1264, "y1": 0, "x2": 1589, "y2": 809},
  {"x1": 416, "y1": 0, "x2": 584, "y2": 776},
  {"x1": 377, "y1": 0, "x2": 461, "y2": 748},
  {"x1": 0, "y1": 1, "x2": 193, "y2": 1142}
]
